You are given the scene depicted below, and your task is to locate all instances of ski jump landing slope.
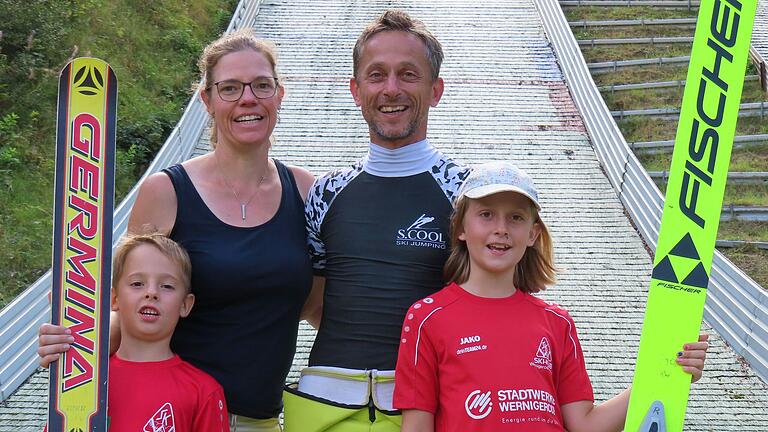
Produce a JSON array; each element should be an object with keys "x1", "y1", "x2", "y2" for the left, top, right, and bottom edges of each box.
[{"x1": 1, "y1": 1, "x2": 765, "y2": 430}]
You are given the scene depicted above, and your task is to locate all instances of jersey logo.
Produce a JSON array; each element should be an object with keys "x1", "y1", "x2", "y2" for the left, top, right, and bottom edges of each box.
[
  {"x1": 456, "y1": 334, "x2": 488, "y2": 356},
  {"x1": 395, "y1": 213, "x2": 446, "y2": 249},
  {"x1": 460, "y1": 335, "x2": 481, "y2": 345},
  {"x1": 407, "y1": 214, "x2": 435, "y2": 230},
  {"x1": 530, "y1": 337, "x2": 553, "y2": 371},
  {"x1": 143, "y1": 402, "x2": 175, "y2": 432},
  {"x1": 465, "y1": 390, "x2": 493, "y2": 420}
]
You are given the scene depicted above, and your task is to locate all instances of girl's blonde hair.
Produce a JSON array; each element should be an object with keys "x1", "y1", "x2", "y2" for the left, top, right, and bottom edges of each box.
[
  {"x1": 112, "y1": 233, "x2": 192, "y2": 294},
  {"x1": 198, "y1": 28, "x2": 282, "y2": 148},
  {"x1": 443, "y1": 196, "x2": 557, "y2": 293}
]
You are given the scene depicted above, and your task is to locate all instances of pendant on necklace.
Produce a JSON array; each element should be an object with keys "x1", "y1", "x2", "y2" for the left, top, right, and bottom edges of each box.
[{"x1": 241, "y1": 204, "x2": 247, "y2": 221}]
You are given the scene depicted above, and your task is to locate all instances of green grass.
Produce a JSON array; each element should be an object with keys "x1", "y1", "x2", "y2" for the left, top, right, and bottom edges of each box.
[
  {"x1": 717, "y1": 222, "x2": 768, "y2": 289},
  {"x1": 619, "y1": 115, "x2": 768, "y2": 143},
  {"x1": 654, "y1": 182, "x2": 768, "y2": 206},
  {"x1": 601, "y1": 79, "x2": 767, "y2": 110},
  {"x1": 718, "y1": 221, "x2": 768, "y2": 241},
  {"x1": 587, "y1": 31, "x2": 760, "y2": 86},
  {"x1": 582, "y1": 43, "x2": 693, "y2": 63},
  {"x1": 0, "y1": 168, "x2": 54, "y2": 307},
  {"x1": 602, "y1": 86, "x2": 684, "y2": 111},
  {"x1": 593, "y1": 64, "x2": 691, "y2": 86},
  {"x1": 0, "y1": 0, "x2": 236, "y2": 309},
  {"x1": 718, "y1": 246, "x2": 768, "y2": 289},
  {"x1": 638, "y1": 143, "x2": 768, "y2": 172},
  {"x1": 572, "y1": 25, "x2": 695, "y2": 40}
]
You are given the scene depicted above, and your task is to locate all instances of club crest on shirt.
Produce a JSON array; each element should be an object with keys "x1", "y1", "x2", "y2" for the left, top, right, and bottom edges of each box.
[
  {"x1": 143, "y1": 402, "x2": 175, "y2": 432},
  {"x1": 530, "y1": 337, "x2": 553, "y2": 371},
  {"x1": 395, "y1": 213, "x2": 446, "y2": 249}
]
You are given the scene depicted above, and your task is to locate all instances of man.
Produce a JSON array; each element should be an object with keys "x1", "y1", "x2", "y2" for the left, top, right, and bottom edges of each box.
[{"x1": 284, "y1": 10, "x2": 469, "y2": 432}]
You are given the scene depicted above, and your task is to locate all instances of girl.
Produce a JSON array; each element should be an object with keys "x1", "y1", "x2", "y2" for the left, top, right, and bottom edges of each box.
[{"x1": 393, "y1": 161, "x2": 707, "y2": 432}]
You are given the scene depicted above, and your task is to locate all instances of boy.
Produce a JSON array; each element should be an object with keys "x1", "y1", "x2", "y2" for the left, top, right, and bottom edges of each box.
[{"x1": 47, "y1": 233, "x2": 230, "y2": 431}]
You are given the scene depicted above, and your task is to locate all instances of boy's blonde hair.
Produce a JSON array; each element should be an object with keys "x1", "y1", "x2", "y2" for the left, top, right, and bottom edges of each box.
[
  {"x1": 443, "y1": 196, "x2": 557, "y2": 293},
  {"x1": 112, "y1": 233, "x2": 192, "y2": 293}
]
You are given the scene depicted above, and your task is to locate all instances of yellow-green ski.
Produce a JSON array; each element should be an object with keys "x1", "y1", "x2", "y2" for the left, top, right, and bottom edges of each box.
[{"x1": 624, "y1": 1, "x2": 756, "y2": 431}]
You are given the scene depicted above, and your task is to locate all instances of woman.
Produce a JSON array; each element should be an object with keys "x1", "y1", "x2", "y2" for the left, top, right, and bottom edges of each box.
[{"x1": 39, "y1": 29, "x2": 317, "y2": 431}]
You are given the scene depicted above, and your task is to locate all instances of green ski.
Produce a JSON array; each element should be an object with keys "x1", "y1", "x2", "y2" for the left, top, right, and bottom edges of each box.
[{"x1": 624, "y1": 0, "x2": 756, "y2": 431}]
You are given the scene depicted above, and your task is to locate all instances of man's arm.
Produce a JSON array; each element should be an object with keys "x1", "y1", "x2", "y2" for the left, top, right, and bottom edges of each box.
[{"x1": 300, "y1": 276, "x2": 325, "y2": 328}]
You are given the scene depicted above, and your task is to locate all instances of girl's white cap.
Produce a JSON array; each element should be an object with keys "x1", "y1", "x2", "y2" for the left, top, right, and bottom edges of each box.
[{"x1": 458, "y1": 161, "x2": 540, "y2": 210}]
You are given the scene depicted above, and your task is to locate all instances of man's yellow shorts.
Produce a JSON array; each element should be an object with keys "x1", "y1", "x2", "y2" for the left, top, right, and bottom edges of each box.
[{"x1": 283, "y1": 385, "x2": 401, "y2": 432}]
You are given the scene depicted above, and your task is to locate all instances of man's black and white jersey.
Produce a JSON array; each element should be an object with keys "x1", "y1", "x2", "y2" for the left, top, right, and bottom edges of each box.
[{"x1": 306, "y1": 139, "x2": 469, "y2": 370}]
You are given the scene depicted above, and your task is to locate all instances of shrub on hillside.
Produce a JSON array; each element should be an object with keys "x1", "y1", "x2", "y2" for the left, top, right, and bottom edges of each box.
[{"x1": 0, "y1": 0, "x2": 71, "y2": 113}]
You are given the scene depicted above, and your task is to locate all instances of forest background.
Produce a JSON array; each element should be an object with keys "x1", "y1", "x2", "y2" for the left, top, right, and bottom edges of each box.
[{"x1": 0, "y1": 0, "x2": 236, "y2": 308}]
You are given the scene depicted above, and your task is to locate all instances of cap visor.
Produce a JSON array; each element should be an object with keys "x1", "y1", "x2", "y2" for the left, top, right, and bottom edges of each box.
[{"x1": 463, "y1": 185, "x2": 541, "y2": 209}]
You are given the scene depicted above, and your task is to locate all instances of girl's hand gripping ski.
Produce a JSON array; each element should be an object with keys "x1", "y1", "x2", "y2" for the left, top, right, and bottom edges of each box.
[{"x1": 624, "y1": 1, "x2": 756, "y2": 431}]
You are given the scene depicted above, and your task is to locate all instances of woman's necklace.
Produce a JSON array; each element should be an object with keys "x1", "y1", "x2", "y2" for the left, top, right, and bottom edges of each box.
[{"x1": 214, "y1": 154, "x2": 267, "y2": 221}]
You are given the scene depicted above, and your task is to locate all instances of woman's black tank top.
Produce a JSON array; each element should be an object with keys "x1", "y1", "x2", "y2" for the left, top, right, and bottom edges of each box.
[{"x1": 163, "y1": 159, "x2": 311, "y2": 418}]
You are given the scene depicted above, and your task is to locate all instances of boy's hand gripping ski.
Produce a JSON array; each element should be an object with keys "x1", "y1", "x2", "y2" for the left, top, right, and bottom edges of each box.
[
  {"x1": 48, "y1": 57, "x2": 116, "y2": 432},
  {"x1": 624, "y1": 1, "x2": 756, "y2": 431}
]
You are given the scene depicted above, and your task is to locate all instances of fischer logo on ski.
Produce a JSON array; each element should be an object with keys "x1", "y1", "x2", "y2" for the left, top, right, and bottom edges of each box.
[{"x1": 651, "y1": 233, "x2": 707, "y2": 290}]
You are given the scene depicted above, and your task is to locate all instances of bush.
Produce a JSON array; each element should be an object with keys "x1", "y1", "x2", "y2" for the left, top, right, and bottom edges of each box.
[
  {"x1": 0, "y1": 0, "x2": 71, "y2": 113},
  {"x1": 0, "y1": 146, "x2": 20, "y2": 168},
  {"x1": 164, "y1": 29, "x2": 204, "y2": 71},
  {"x1": 0, "y1": 112, "x2": 20, "y2": 142},
  {"x1": 116, "y1": 109, "x2": 177, "y2": 174}
]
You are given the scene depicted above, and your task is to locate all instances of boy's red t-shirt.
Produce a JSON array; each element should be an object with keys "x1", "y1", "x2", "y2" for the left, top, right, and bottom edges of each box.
[
  {"x1": 45, "y1": 354, "x2": 229, "y2": 432},
  {"x1": 394, "y1": 282, "x2": 594, "y2": 431}
]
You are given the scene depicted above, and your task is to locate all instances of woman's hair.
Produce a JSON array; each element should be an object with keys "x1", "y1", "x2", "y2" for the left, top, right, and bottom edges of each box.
[
  {"x1": 198, "y1": 28, "x2": 282, "y2": 148},
  {"x1": 112, "y1": 233, "x2": 192, "y2": 294},
  {"x1": 443, "y1": 196, "x2": 557, "y2": 293}
]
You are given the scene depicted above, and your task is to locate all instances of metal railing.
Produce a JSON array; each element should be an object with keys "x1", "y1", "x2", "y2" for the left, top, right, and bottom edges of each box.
[
  {"x1": 0, "y1": 0, "x2": 264, "y2": 402},
  {"x1": 578, "y1": 36, "x2": 694, "y2": 46},
  {"x1": 720, "y1": 204, "x2": 768, "y2": 222},
  {"x1": 631, "y1": 134, "x2": 768, "y2": 154},
  {"x1": 716, "y1": 240, "x2": 768, "y2": 250},
  {"x1": 648, "y1": 171, "x2": 768, "y2": 185},
  {"x1": 750, "y1": 45, "x2": 768, "y2": 92},
  {"x1": 599, "y1": 75, "x2": 760, "y2": 92},
  {"x1": 537, "y1": 0, "x2": 768, "y2": 383},
  {"x1": 589, "y1": 55, "x2": 690, "y2": 72},
  {"x1": 611, "y1": 101, "x2": 768, "y2": 119},
  {"x1": 560, "y1": 0, "x2": 700, "y2": 6},
  {"x1": 570, "y1": 17, "x2": 698, "y2": 27}
]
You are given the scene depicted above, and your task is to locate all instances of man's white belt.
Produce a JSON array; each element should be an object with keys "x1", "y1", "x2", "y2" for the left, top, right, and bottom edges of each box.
[{"x1": 297, "y1": 366, "x2": 396, "y2": 411}]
